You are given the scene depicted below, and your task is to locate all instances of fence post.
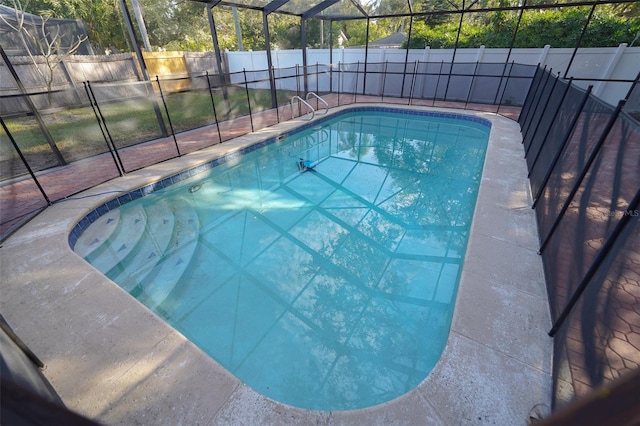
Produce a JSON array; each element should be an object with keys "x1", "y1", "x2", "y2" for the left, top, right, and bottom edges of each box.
[
  {"x1": 355, "y1": 61, "x2": 359, "y2": 103},
  {"x1": 381, "y1": 61, "x2": 388, "y2": 102},
  {"x1": 465, "y1": 61, "x2": 480, "y2": 109},
  {"x1": 443, "y1": 60, "x2": 454, "y2": 102},
  {"x1": 409, "y1": 61, "x2": 418, "y2": 105},
  {"x1": 329, "y1": 59, "x2": 333, "y2": 94},
  {"x1": 400, "y1": 58, "x2": 408, "y2": 98},
  {"x1": 272, "y1": 66, "x2": 280, "y2": 123},
  {"x1": 494, "y1": 61, "x2": 510, "y2": 107},
  {"x1": 155, "y1": 76, "x2": 180, "y2": 156},
  {"x1": 205, "y1": 71, "x2": 223, "y2": 144},
  {"x1": 84, "y1": 81, "x2": 125, "y2": 175},
  {"x1": 363, "y1": 18, "x2": 370, "y2": 96},
  {"x1": 537, "y1": 99, "x2": 627, "y2": 254},
  {"x1": 590, "y1": 43, "x2": 627, "y2": 97},
  {"x1": 496, "y1": 61, "x2": 514, "y2": 114},
  {"x1": 433, "y1": 61, "x2": 444, "y2": 106},
  {"x1": 243, "y1": 69, "x2": 254, "y2": 133},
  {"x1": 0, "y1": 314, "x2": 45, "y2": 368},
  {"x1": 338, "y1": 62, "x2": 341, "y2": 106}
]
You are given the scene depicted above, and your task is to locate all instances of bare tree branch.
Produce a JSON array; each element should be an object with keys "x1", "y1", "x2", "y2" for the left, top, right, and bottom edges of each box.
[{"x1": 1, "y1": 0, "x2": 88, "y2": 96}]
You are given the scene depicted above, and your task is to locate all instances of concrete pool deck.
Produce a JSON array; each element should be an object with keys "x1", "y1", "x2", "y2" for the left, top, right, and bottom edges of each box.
[{"x1": 0, "y1": 104, "x2": 552, "y2": 425}]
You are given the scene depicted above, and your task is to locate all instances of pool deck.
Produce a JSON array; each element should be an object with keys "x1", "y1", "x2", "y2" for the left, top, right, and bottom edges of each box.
[{"x1": 0, "y1": 104, "x2": 553, "y2": 425}]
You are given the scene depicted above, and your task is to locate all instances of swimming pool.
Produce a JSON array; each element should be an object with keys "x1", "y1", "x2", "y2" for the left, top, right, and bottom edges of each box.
[{"x1": 71, "y1": 108, "x2": 490, "y2": 410}]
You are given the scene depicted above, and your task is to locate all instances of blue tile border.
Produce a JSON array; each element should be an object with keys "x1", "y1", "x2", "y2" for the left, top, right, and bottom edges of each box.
[{"x1": 68, "y1": 106, "x2": 492, "y2": 249}]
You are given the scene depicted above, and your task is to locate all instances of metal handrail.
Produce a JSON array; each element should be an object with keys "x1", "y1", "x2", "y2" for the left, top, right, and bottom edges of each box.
[
  {"x1": 290, "y1": 96, "x2": 315, "y2": 120},
  {"x1": 305, "y1": 92, "x2": 329, "y2": 115}
]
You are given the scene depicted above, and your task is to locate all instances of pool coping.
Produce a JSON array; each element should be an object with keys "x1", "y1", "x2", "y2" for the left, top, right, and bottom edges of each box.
[{"x1": 0, "y1": 104, "x2": 553, "y2": 425}]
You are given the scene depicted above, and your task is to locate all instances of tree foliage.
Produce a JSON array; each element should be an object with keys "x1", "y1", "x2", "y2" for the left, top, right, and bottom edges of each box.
[
  {"x1": 20, "y1": 0, "x2": 128, "y2": 53},
  {"x1": 14, "y1": 0, "x2": 640, "y2": 53},
  {"x1": 405, "y1": 5, "x2": 640, "y2": 49}
]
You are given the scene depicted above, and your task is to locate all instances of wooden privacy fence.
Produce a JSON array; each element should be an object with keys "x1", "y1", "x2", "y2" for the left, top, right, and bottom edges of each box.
[{"x1": 0, "y1": 51, "x2": 220, "y2": 95}]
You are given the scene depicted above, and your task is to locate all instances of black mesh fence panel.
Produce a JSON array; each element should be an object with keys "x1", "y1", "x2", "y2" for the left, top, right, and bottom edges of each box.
[
  {"x1": 541, "y1": 110, "x2": 640, "y2": 319},
  {"x1": 445, "y1": 63, "x2": 475, "y2": 102},
  {"x1": 273, "y1": 65, "x2": 299, "y2": 94},
  {"x1": 156, "y1": 75, "x2": 213, "y2": 134},
  {"x1": 355, "y1": 61, "x2": 366, "y2": 96},
  {"x1": 435, "y1": 62, "x2": 452, "y2": 100},
  {"x1": 0, "y1": 90, "x2": 122, "y2": 237},
  {"x1": 523, "y1": 70, "x2": 558, "y2": 152},
  {"x1": 522, "y1": 68, "x2": 640, "y2": 407},
  {"x1": 525, "y1": 78, "x2": 571, "y2": 174},
  {"x1": 520, "y1": 67, "x2": 550, "y2": 133},
  {"x1": 89, "y1": 80, "x2": 170, "y2": 149},
  {"x1": 517, "y1": 66, "x2": 545, "y2": 127},
  {"x1": 403, "y1": 62, "x2": 418, "y2": 99},
  {"x1": 381, "y1": 62, "x2": 405, "y2": 98},
  {"x1": 468, "y1": 63, "x2": 504, "y2": 105},
  {"x1": 0, "y1": 119, "x2": 49, "y2": 236},
  {"x1": 501, "y1": 63, "x2": 537, "y2": 108},
  {"x1": 622, "y1": 80, "x2": 640, "y2": 121},
  {"x1": 0, "y1": 178, "x2": 49, "y2": 232},
  {"x1": 528, "y1": 84, "x2": 589, "y2": 200},
  {"x1": 415, "y1": 61, "x2": 445, "y2": 101},
  {"x1": 362, "y1": 62, "x2": 382, "y2": 96},
  {"x1": 550, "y1": 183, "x2": 640, "y2": 405},
  {"x1": 245, "y1": 69, "x2": 280, "y2": 131},
  {"x1": 1, "y1": 113, "x2": 62, "y2": 179},
  {"x1": 534, "y1": 97, "x2": 615, "y2": 252}
]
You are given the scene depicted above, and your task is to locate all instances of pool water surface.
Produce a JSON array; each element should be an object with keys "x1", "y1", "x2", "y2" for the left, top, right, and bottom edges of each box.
[{"x1": 74, "y1": 109, "x2": 490, "y2": 410}]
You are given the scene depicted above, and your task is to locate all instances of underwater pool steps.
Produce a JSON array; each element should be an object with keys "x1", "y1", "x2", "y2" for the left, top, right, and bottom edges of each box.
[
  {"x1": 136, "y1": 198, "x2": 200, "y2": 310},
  {"x1": 110, "y1": 200, "x2": 175, "y2": 291},
  {"x1": 84, "y1": 204, "x2": 147, "y2": 274},
  {"x1": 78, "y1": 198, "x2": 201, "y2": 308},
  {"x1": 73, "y1": 209, "x2": 121, "y2": 259}
]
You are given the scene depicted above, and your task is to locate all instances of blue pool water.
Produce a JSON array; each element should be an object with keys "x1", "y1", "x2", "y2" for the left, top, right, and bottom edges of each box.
[{"x1": 73, "y1": 109, "x2": 490, "y2": 410}]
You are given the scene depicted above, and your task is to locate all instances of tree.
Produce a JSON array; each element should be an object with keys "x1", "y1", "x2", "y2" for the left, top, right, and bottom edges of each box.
[
  {"x1": 404, "y1": 5, "x2": 640, "y2": 49},
  {"x1": 268, "y1": 14, "x2": 300, "y2": 49},
  {"x1": 139, "y1": 0, "x2": 211, "y2": 51},
  {"x1": 1, "y1": 0, "x2": 88, "y2": 95},
  {"x1": 18, "y1": 0, "x2": 128, "y2": 53},
  {"x1": 413, "y1": 0, "x2": 456, "y2": 27}
]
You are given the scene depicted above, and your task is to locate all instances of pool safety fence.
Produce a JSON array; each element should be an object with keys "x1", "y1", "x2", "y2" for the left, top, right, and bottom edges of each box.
[
  {"x1": 519, "y1": 66, "x2": 640, "y2": 409},
  {"x1": 1, "y1": 60, "x2": 533, "y2": 238}
]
